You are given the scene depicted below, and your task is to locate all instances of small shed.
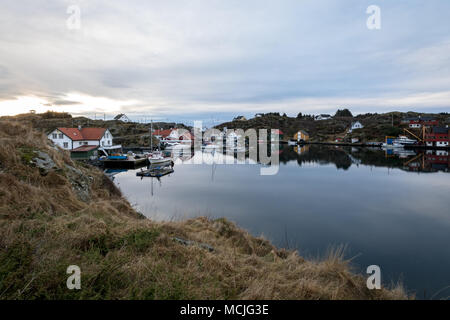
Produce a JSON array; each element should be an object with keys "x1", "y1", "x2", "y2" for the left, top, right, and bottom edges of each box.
[
  {"x1": 294, "y1": 130, "x2": 309, "y2": 142},
  {"x1": 70, "y1": 145, "x2": 99, "y2": 160}
]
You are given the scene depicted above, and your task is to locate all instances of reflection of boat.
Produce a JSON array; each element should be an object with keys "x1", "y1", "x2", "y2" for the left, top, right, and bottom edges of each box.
[{"x1": 137, "y1": 167, "x2": 174, "y2": 177}]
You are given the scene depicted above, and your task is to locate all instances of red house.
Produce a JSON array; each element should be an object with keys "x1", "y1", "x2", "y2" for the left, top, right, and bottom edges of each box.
[
  {"x1": 425, "y1": 127, "x2": 449, "y2": 147},
  {"x1": 407, "y1": 117, "x2": 439, "y2": 128}
]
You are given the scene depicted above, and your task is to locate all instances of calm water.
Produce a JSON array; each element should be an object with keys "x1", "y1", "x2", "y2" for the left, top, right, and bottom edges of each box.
[{"x1": 111, "y1": 145, "x2": 450, "y2": 299}]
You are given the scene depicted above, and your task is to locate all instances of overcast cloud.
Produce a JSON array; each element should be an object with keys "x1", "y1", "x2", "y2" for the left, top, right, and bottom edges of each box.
[{"x1": 0, "y1": 0, "x2": 449, "y2": 124}]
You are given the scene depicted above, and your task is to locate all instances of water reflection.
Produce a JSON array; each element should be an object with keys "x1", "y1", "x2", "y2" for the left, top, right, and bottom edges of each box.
[
  {"x1": 112, "y1": 145, "x2": 450, "y2": 299},
  {"x1": 165, "y1": 144, "x2": 449, "y2": 173}
]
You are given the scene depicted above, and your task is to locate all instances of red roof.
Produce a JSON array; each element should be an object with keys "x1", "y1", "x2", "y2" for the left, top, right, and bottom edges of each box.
[
  {"x1": 153, "y1": 129, "x2": 172, "y2": 138},
  {"x1": 58, "y1": 128, "x2": 106, "y2": 141},
  {"x1": 71, "y1": 145, "x2": 99, "y2": 152},
  {"x1": 273, "y1": 129, "x2": 284, "y2": 134}
]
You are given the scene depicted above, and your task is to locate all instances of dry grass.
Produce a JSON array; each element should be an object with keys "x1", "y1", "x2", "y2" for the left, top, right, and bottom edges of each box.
[{"x1": 0, "y1": 120, "x2": 409, "y2": 300}]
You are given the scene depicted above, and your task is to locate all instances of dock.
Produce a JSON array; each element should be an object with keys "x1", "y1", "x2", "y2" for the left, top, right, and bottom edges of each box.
[
  {"x1": 136, "y1": 167, "x2": 174, "y2": 178},
  {"x1": 101, "y1": 157, "x2": 148, "y2": 169},
  {"x1": 304, "y1": 142, "x2": 383, "y2": 147}
]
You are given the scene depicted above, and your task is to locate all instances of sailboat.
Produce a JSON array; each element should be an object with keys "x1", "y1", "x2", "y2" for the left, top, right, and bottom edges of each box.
[{"x1": 148, "y1": 120, "x2": 174, "y2": 167}]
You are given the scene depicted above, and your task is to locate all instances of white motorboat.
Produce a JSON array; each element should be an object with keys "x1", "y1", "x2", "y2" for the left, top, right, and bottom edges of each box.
[
  {"x1": 148, "y1": 151, "x2": 173, "y2": 167},
  {"x1": 394, "y1": 135, "x2": 417, "y2": 145}
]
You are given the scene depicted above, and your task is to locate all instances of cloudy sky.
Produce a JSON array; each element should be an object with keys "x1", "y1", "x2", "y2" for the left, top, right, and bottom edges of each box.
[{"x1": 0, "y1": 0, "x2": 449, "y2": 125}]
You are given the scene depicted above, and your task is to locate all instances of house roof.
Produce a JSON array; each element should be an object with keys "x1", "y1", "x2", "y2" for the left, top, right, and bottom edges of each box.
[
  {"x1": 57, "y1": 128, "x2": 107, "y2": 141},
  {"x1": 153, "y1": 129, "x2": 172, "y2": 138},
  {"x1": 298, "y1": 130, "x2": 309, "y2": 136},
  {"x1": 406, "y1": 117, "x2": 437, "y2": 122},
  {"x1": 273, "y1": 129, "x2": 284, "y2": 134},
  {"x1": 432, "y1": 127, "x2": 448, "y2": 134},
  {"x1": 71, "y1": 145, "x2": 99, "y2": 152}
]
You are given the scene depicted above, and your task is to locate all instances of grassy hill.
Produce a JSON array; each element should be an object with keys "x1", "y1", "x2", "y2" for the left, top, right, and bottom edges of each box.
[
  {"x1": 0, "y1": 119, "x2": 408, "y2": 299},
  {"x1": 0, "y1": 111, "x2": 190, "y2": 147}
]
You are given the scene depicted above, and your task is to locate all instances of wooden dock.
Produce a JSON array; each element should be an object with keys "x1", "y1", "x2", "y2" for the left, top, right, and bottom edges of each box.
[{"x1": 101, "y1": 157, "x2": 148, "y2": 169}]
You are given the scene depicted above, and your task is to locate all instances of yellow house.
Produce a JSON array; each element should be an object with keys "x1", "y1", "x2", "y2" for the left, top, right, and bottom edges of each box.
[{"x1": 294, "y1": 130, "x2": 309, "y2": 142}]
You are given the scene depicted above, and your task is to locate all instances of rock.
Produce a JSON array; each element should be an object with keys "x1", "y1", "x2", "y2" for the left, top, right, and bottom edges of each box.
[
  {"x1": 173, "y1": 237, "x2": 214, "y2": 252},
  {"x1": 65, "y1": 164, "x2": 92, "y2": 202},
  {"x1": 32, "y1": 151, "x2": 57, "y2": 176}
]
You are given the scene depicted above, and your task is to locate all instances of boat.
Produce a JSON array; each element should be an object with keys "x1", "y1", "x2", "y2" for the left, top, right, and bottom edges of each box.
[
  {"x1": 148, "y1": 151, "x2": 174, "y2": 167},
  {"x1": 393, "y1": 135, "x2": 417, "y2": 145},
  {"x1": 108, "y1": 155, "x2": 128, "y2": 160},
  {"x1": 148, "y1": 121, "x2": 174, "y2": 167},
  {"x1": 382, "y1": 135, "x2": 417, "y2": 148}
]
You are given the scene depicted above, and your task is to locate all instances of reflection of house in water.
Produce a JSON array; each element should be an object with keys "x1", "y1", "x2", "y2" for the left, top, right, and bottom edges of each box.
[
  {"x1": 425, "y1": 150, "x2": 449, "y2": 172},
  {"x1": 403, "y1": 150, "x2": 449, "y2": 173},
  {"x1": 294, "y1": 145, "x2": 310, "y2": 155}
]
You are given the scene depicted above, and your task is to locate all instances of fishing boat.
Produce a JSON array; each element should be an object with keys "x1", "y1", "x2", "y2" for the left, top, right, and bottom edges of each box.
[
  {"x1": 148, "y1": 120, "x2": 174, "y2": 167},
  {"x1": 148, "y1": 151, "x2": 174, "y2": 167},
  {"x1": 394, "y1": 135, "x2": 417, "y2": 145}
]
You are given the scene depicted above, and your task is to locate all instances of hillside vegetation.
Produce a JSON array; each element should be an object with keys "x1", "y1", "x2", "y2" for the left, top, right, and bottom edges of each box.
[
  {"x1": 0, "y1": 120, "x2": 408, "y2": 300},
  {"x1": 0, "y1": 112, "x2": 189, "y2": 147},
  {"x1": 216, "y1": 111, "x2": 450, "y2": 142}
]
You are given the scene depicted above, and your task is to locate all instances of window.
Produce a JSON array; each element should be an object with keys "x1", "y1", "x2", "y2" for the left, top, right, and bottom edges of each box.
[
  {"x1": 59, "y1": 134, "x2": 63, "y2": 139},
  {"x1": 52, "y1": 133, "x2": 57, "y2": 139},
  {"x1": 63, "y1": 142, "x2": 69, "y2": 148},
  {"x1": 108, "y1": 140, "x2": 111, "y2": 145},
  {"x1": 102, "y1": 141, "x2": 105, "y2": 146}
]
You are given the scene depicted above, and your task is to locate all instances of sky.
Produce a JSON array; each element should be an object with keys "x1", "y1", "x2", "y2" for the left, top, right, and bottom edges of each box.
[{"x1": 0, "y1": 0, "x2": 449, "y2": 126}]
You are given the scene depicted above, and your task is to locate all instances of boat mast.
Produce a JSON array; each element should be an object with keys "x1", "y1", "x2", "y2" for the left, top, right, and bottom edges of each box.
[{"x1": 150, "y1": 119, "x2": 153, "y2": 151}]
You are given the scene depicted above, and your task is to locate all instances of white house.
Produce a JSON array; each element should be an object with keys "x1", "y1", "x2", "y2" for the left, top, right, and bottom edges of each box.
[
  {"x1": 315, "y1": 114, "x2": 332, "y2": 121},
  {"x1": 153, "y1": 128, "x2": 193, "y2": 142},
  {"x1": 114, "y1": 114, "x2": 131, "y2": 122},
  {"x1": 48, "y1": 127, "x2": 116, "y2": 150},
  {"x1": 349, "y1": 121, "x2": 364, "y2": 133}
]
